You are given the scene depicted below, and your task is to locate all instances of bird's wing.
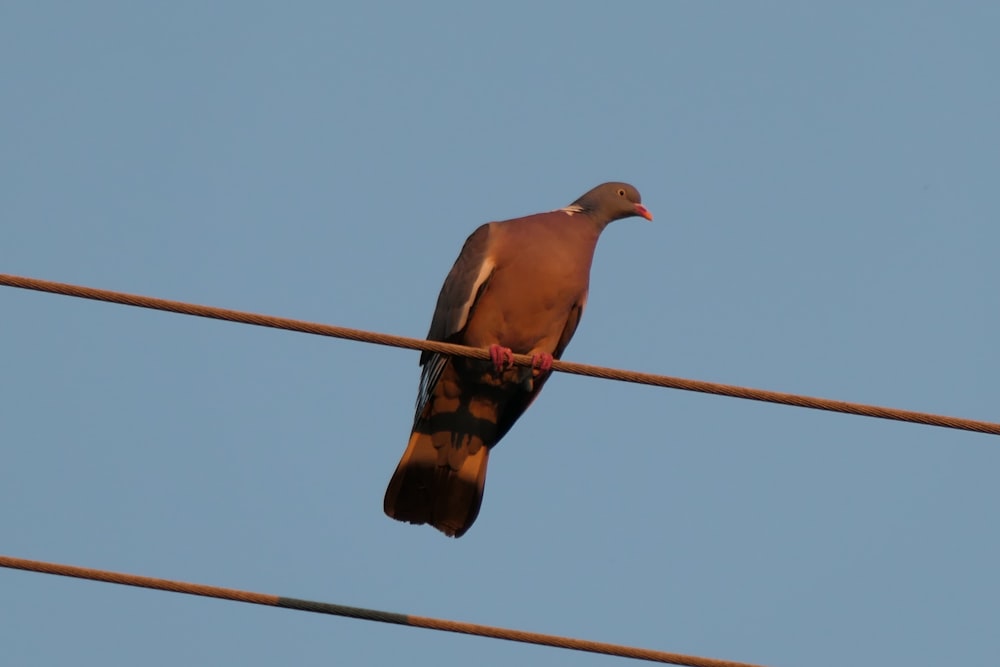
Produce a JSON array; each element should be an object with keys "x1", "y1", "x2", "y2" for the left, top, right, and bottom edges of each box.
[{"x1": 416, "y1": 223, "x2": 496, "y2": 416}]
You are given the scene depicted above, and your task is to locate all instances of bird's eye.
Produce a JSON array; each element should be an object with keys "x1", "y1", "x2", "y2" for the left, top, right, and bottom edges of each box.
[{"x1": 617, "y1": 189, "x2": 626, "y2": 197}]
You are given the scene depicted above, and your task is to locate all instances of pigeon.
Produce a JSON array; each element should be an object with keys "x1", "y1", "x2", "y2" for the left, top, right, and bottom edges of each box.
[{"x1": 384, "y1": 182, "x2": 653, "y2": 537}]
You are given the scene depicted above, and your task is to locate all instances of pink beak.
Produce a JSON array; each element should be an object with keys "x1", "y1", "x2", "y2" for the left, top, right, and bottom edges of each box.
[{"x1": 634, "y1": 203, "x2": 653, "y2": 221}]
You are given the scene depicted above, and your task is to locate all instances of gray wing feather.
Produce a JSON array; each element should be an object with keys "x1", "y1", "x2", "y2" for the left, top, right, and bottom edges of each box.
[{"x1": 415, "y1": 223, "x2": 496, "y2": 417}]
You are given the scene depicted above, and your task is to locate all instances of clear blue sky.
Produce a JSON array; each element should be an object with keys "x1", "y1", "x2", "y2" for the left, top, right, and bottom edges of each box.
[{"x1": 2, "y1": 3, "x2": 998, "y2": 666}]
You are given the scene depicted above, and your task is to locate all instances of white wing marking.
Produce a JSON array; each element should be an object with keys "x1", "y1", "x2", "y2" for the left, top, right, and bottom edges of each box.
[{"x1": 452, "y1": 255, "x2": 496, "y2": 334}]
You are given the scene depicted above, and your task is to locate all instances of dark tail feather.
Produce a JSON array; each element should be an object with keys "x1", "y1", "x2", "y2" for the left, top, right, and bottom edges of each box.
[{"x1": 384, "y1": 430, "x2": 489, "y2": 538}]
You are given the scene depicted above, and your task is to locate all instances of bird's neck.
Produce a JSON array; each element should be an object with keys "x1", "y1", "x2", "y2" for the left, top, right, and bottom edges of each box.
[{"x1": 557, "y1": 205, "x2": 614, "y2": 234}]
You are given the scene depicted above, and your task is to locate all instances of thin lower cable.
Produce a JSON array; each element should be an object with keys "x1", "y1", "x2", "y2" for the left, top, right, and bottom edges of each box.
[{"x1": 0, "y1": 554, "x2": 768, "y2": 667}]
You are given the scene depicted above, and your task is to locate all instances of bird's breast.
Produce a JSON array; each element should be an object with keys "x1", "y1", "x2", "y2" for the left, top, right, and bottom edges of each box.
[{"x1": 461, "y1": 245, "x2": 593, "y2": 354}]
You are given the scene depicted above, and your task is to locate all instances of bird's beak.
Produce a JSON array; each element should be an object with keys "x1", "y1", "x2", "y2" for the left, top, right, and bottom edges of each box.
[{"x1": 634, "y1": 203, "x2": 653, "y2": 221}]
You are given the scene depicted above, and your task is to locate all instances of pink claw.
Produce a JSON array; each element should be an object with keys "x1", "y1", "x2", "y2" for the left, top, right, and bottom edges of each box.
[
  {"x1": 531, "y1": 352, "x2": 554, "y2": 375},
  {"x1": 489, "y1": 344, "x2": 515, "y2": 373}
]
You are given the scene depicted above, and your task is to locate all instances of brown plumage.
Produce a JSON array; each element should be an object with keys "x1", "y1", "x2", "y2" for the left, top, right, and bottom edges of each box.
[{"x1": 384, "y1": 182, "x2": 653, "y2": 537}]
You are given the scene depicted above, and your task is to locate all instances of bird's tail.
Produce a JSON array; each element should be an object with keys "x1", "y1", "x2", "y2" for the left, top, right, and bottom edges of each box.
[{"x1": 384, "y1": 429, "x2": 491, "y2": 538}]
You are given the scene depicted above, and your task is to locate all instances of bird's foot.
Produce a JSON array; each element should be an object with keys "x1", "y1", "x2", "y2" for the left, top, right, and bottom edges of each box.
[
  {"x1": 530, "y1": 352, "x2": 554, "y2": 376},
  {"x1": 489, "y1": 344, "x2": 515, "y2": 373}
]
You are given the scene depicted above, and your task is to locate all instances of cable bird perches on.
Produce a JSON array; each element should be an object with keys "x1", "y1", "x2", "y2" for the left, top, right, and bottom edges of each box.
[{"x1": 2, "y1": 272, "x2": 998, "y2": 436}]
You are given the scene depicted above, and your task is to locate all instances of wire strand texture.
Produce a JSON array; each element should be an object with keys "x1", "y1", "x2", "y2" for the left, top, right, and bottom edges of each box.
[
  {"x1": 0, "y1": 555, "x2": 767, "y2": 667},
  {"x1": 2, "y1": 272, "x2": 998, "y2": 436}
]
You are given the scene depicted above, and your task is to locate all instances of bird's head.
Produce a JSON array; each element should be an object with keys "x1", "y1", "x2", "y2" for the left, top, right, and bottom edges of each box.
[{"x1": 571, "y1": 182, "x2": 653, "y2": 226}]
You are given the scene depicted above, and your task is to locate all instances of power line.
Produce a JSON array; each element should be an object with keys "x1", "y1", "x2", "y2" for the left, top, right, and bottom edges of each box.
[
  {"x1": 0, "y1": 554, "x2": 768, "y2": 667},
  {"x1": 2, "y1": 272, "x2": 998, "y2": 436}
]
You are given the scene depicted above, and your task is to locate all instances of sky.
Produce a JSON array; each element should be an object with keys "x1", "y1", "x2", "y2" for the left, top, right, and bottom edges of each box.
[{"x1": 2, "y1": 2, "x2": 998, "y2": 666}]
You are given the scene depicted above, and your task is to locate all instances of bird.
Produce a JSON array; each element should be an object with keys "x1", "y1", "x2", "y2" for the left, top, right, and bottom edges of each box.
[{"x1": 384, "y1": 182, "x2": 653, "y2": 537}]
